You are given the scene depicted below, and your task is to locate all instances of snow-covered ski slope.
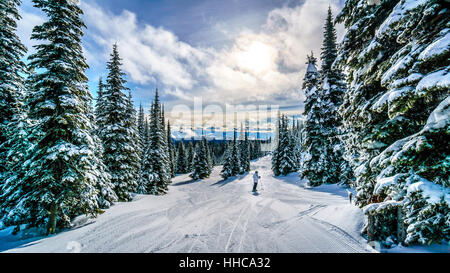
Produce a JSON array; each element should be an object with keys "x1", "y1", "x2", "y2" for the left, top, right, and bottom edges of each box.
[{"x1": 1, "y1": 156, "x2": 376, "y2": 253}]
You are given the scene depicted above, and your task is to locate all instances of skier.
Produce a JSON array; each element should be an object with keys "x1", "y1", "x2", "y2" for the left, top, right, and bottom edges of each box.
[
  {"x1": 252, "y1": 171, "x2": 261, "y2": 192},
  {"x1": 347, "y1": 190, "x2": 353, "y2": 204}
]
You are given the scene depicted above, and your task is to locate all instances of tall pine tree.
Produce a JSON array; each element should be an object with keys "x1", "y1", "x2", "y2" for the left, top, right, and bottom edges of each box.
[
  {"x1": 139, "y1": 89, "x2": 171, "y2": 194},
  {"x1": 88, "y1": 92, "x2": 117, "y2": 209},
  {"x1": 190, "y1": 137, "x2": 212, "y2": 180},
  {"x1": 167, "y1": 120, "x2": 176, "y2": 178},
  {"x1": 137, "y1": 103, "x2": 145, "y2": 146},
  {"x1": 126, "y1": 91, "x2": 141, "y2": 189},
  {"x1": 136, "y1": 102, "x2": 146, "y2": 167},
  {"x1": 299, "y1": 52, "x2": 328, "y2": 185},
  {"x1": 221, "y1": 130, "x2": 241, "y2": 179},
  {"x1": 94, "y1": 77, "x2": 106, "y2": 129},
  {"x1": 0, "y1": 74, "x2": 32, "y2": 227},
  {"x1": 186, "y1": 141, "x2": 194, "y2": 172},
  {"x1": 0, "y1": 0, "x2": 27, "y2": 177},
  {"x1": 316, "y1": 7, "x2": 348, "y2": 185},
  {"x1": 176, "y1": 141, "x2": 189, "y2": 174},
  {"x1": 98, "y1": 44, "x2": 139, "y2": 201},
  {"x1": 2, "y1": 0, "x2": 101, "y2": 234},
  {"x1": 272, "y1": 115, "x2": 297, "y2": 176},
  {"x1": 240, "y1": 129, "x2": 250, "y2": 173}
]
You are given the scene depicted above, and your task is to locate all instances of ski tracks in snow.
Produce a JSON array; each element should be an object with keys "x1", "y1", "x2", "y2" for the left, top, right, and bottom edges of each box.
[{"x1": 2, "y1": 156, "x2": 373, "y2": 253}]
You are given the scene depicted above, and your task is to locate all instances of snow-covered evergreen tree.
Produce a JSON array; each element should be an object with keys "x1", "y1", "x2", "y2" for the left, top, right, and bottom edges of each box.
[
  {"x1": 337, "y1": 0, "x2": 449, "y2": 245},
  {"x1": 208, "y1": 142, "x2": 216, "y2": 167},
  {"x1": 167, "y1": 121, "x2": 176, "y2": 178},
  {"x1": 299, "y1": 52, "x2": 329, "y2": 185},
  {"x1": 300, "y1": 8, "x2": 348, "y2": 186},
  {"x1": 250, "y1": 139, "x2": 262, "y2": 160},
  {"x1": 221, "y1": 141, "x2": 231, "y2": 165},
  {"x1": 94, "y1": 77, "x2": 106, "y2": 129},
  {"x1": 271, "y1": 116, "x2": 281, "y2": 174},
  {"x1": 272, "y1": 115, "x2": 297, "y2": 176},
  {"x1": 91, "y1": 136, "x2": 117, "y2": 209},
  {"x1": 137, "y1": 103, "x2": 145, "y2": 146},
  {"x1": 249, "y1": 141, "x2": 255, "y2": 160},
  {"x1": 221, "y1": 130, "x2": 241, "y2": 179},
  {"x1": 87, "y1": 95, "x2": 117, "y2": 209},
  {"x1": 143, "y1": 117, "x2": 149, "y2": 148},
  {"x1": 125, "y1": 91, "x2": 141, "y2": 189},
  {"x1": 0, "y1": 0, "x2": 28, "y2": 224},
  {"x1": 0, "y1": 76, "x2": 32, "y2": 228},
  {"x1": 186, "y1": 141, "x2": 194, "y2": 172},
  {"x1": 318, "y1": 7, "x2": 349, "y2": 185},
  {"x1": 139, "y1": 89, "x2": 171, "y2": 195},
  {"x1": 205, "y1": 139, "x2": 213, "y2": 170},
  {"x1": 240, "y1": 130, "x2": 250, "y2": 173},
  {"x1": 292, "y1": 119, "x2": 303, "y2": 171},
  {"x1": 98, "y1": 44, "x2": 139, "y2": 201},
  {"x1": 1, "y1": 0, "x2": 102, "y2": 234},
  {"x1": 190, "y1": 137, "x2": 212, "y2": 180},
  {"x1": 176, "y1": 141, "x2": 189, "y2": 174},
  {"x1": 0, "y1": 0, "x2": 27, "y2": 177}
]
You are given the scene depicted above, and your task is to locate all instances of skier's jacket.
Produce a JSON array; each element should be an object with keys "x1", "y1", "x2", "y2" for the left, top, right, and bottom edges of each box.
[{"x1": 253, "y1": 173, "x2": 260, "y2": 183}]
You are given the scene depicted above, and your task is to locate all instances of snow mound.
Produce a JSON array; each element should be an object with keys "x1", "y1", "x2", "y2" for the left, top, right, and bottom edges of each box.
[
  {"x1": 424, "y1": 95, "x2": 450, "y2": 131},
  {"x1": 374, "y1": 174, "x2": 403, "y2": 195},
  {"x1": 418, "y1": 31, "x2": 450, "y2": 61},
  {"x1": 407, "y1": 179, "x2": 450, "y2": 205},
  {"x1": 416, "y1": 69, "x2": 450, "y2": 94}
]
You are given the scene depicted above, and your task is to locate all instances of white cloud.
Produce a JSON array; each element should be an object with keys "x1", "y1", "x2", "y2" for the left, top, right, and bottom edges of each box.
[
  {"x1": 81, "y1": 1, "x2": 207, "y2": 89},
  {"x1": 16, "y1": 7, "x2": 45, "y2": 53},
  {"x1": 12, "y1": 0, "x2": 345, "y2": 137},
  {"x1": 80, "y1": 0, "x2": 343, "y2": 110},
  {"x1": 197, "y1": 0, "x2": 344, "y2": 107},
  {"x1": 16, "y1": 0, "x2": 343, "y2": 120},
  {"x1": 262, "y1": 0, "x2": 343, "y2": 70},
  {"x1": 172, "y1": 127, "x2": 198, "y2": 139}
]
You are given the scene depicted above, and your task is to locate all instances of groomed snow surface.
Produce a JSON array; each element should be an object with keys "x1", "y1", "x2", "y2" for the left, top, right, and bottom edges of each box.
[{"x1": 0, "y1": 156, "x2": 445, "y2": 253}]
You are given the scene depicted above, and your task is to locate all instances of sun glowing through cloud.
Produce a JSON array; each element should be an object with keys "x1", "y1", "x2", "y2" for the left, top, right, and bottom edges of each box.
[{"x1": 235, "y1": 41, "x2": 276, "y2": 75}]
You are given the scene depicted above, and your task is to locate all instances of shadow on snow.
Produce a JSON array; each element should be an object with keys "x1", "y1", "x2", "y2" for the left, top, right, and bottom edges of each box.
[
  {"x1": 171, "y1": 178, "x2": 202, "y2": 187},
  {"x1": 210, "y1": 172, "x2": 249, "y2": 187}
]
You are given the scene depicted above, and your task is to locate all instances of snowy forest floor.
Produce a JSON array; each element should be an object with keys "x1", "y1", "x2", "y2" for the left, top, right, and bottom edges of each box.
[{"x1": 1, "y1": 156, "x2": 444, "y2": 253}]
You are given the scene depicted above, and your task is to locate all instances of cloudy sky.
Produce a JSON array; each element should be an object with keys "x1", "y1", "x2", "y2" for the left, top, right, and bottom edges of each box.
[{"x1": 17, "y1": 0, "x2": 345, "y2": 139}]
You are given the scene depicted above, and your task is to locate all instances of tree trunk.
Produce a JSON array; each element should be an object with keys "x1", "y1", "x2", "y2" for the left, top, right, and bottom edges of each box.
[
  {"x1": 397, "y1": 206, "x2": 406, "y2": 244},
  {"x1": 47, "y1": 203, "x2": 57, "y2": 235},
  {"x1": 367, "y1": 214, "x2": 374, "y2": 242}
]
